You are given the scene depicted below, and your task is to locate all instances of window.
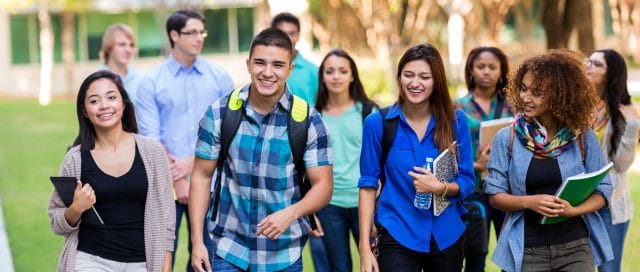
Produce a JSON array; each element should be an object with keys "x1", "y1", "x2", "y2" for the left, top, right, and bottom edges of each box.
[
  {"x1": 203, "y1": 9, "x2": 229, "y2": 54},
  {"x1": 237, "y1": 8, "x2": 254, "y2": 52}
]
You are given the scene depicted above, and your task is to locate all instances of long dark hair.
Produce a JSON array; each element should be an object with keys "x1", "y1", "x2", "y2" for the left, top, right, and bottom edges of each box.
[
  {"x1": 315, "y1": 49, "x2": 376, "y2": 112},
  {"x1": 596, "y1": 49, "x2": 632, "y2": 158},
  {"x1": 72, "y1": 70, "x2": 138, "y2": 151},
  {"x1": 464, "y1": 46, "x2": 509, "y2": 98},
  {"x1": 396, "y1": 43, "x2": 455, "y2": 152}
]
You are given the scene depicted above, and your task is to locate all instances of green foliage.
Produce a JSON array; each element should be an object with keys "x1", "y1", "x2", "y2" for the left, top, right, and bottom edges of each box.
[{"x1": 360, "y1": 67, "x2": 395, "y2": 107}]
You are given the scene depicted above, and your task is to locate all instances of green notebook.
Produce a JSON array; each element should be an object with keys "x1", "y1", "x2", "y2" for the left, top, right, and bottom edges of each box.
[{"x1": 540, "y1": 162, "x2": 613, "y2": 224}]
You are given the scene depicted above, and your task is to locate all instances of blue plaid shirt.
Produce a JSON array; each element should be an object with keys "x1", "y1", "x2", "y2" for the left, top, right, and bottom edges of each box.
[{"x1": 195, "y1": 84, "x2": 332, "y2": 271}]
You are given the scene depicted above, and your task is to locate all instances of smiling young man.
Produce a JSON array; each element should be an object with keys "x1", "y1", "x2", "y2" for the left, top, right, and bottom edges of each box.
[
  {"x1": 135, "y1": 9, "x2": 234, "y2": 272},
  {"x1": 188, "y1": 28, "x2": 333, "y2": 272}
]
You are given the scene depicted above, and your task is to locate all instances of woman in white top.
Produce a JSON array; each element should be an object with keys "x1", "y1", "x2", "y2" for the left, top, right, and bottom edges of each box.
[{"x1": 586, "y1": 49, "x2": 640, "y2": 272}]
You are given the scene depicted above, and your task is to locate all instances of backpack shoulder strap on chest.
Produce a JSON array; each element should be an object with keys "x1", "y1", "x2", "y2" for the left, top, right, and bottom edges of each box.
[
  {"x1": 212, "y1": 87, "x2": 244, "y2": 220},
  {"x1": 379, "y1": 106, "x2": 398, "y2": 188},
  {"x1": 287, "y1": 95, "x2": 317, "y2": 230},
  {"x1": 362, "y1": 102, "x2": 374, "y2": 122}
]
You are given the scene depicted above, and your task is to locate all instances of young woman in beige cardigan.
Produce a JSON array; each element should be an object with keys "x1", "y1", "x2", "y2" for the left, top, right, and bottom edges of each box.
[{"x1": 48, "y1": 70, "x2": 175, "y2": 271}]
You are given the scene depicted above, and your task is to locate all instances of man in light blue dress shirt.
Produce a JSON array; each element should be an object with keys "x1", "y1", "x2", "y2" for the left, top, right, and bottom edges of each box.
[{"x1": 135, "y1": 9, "x2": 234, "y2": 272}]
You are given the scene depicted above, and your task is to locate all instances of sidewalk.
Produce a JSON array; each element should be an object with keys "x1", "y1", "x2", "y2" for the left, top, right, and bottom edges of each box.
[{"x1": 0, "y1": 196, "x2": 15, "y2": 272}]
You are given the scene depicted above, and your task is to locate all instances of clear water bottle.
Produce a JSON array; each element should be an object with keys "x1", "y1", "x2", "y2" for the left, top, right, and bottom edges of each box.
[{"x1": 414, "y1": 157, "x2": 434, "y2": 209}]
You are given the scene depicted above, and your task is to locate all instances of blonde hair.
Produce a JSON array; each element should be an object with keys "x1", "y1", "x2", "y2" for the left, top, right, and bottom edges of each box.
[{"x1": 100, "y1": 24, "x2": 136, "y2": 64}]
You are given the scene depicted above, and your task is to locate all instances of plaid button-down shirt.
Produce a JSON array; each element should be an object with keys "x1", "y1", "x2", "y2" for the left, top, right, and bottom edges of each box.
[
  {"x1": 195, "y1": 84, "x2": 332, "y2": 271},
  {"x1": 455, "y1": 92, "x2": 513, "y2": 189}
]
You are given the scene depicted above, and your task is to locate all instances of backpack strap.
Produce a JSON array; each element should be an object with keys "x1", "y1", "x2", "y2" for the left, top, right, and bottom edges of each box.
[
  {"x1": 379, "y1": 106, "x2": 398, "y2": 189},
  {"x1": 212, "y1": 88, "x2": 244, "y2": 220},
  {"x1": 287, "y1": 95, "x2": 317, "y2": 230},
  {"x1": 362, "y1": 102, "x2": 374, "y2": 122}
]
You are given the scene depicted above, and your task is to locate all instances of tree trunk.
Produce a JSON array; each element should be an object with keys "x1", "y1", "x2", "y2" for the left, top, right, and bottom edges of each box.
[
  {"x1": 541, "y1": 0, "x2": 571, "y2": 49},
  {"x1": 62, "y1": 11, "x2": 75, "y2": 98},
  {"x1": 38, "y1": 0, "x2": 53, "y2": 105},
  {"x1": 567, "y1": 0, "x2": 594, "y2": 54}
]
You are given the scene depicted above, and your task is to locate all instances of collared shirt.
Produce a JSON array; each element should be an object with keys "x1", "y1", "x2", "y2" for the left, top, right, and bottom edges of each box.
[
  {"x1": 358, "y1": 104, "x2": 475, "y2": 252},
  {"x1": 485, "y1": 128, "x2": 613, "y2": 272},
  {"x1": 195, "y1": 84, "x2": 331, "y2": 271},
  {"x1": 287, "y1": 52, "x2": 319, "y2": 105},
  {"x1": 98, "y1": 64, "x2": 143, "y2": 105},
  {"x1": 455, "y1": 92, "x2": 513, "y2": 188},
  {"x1": 136, "y1": 54, "x2": 234, "y2": 158}
]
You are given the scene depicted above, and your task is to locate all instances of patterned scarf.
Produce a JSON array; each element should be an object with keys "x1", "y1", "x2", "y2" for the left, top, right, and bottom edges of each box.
[{"x1": 514, "y1": 113, "x2": 579, "y2": 158}]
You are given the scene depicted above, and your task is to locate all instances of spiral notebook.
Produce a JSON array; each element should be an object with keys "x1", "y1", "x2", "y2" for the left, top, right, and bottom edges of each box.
[{"x1": 432, "y1": 142, "x2": 459, "y2": 216}]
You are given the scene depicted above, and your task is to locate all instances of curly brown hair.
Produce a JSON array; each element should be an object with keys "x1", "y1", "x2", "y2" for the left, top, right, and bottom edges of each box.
[{"x1": 506, "y1": 49, "x2": 598, "y2": 131}]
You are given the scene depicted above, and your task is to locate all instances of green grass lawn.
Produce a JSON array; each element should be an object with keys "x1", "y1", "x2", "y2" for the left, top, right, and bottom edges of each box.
[{"x1": 1, "y1": 100, "x2": 639, "y2": 271}]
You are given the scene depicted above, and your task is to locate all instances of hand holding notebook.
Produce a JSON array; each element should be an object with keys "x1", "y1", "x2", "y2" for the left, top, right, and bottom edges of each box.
[{"x1": 50, "y1": 176, "x2": 104, "y2": 225}]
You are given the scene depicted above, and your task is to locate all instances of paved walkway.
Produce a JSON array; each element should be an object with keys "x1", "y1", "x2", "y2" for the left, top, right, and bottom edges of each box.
[{"x1": 0, "y1": 197, "x2": 15, "y2": 272}]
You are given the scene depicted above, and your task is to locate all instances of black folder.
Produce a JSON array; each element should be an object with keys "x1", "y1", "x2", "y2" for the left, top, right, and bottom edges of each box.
[{"x1": 50, "y1": 176, "x2": 104, "y2": 226}]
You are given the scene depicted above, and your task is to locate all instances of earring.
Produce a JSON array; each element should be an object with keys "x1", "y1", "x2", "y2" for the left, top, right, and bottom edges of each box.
[
  {"x1": 498, "y1": 78, "x2": 503, "y2": 85},
  {"x1": 469, "y1": 75, "x2": 474, "y2": 82}
]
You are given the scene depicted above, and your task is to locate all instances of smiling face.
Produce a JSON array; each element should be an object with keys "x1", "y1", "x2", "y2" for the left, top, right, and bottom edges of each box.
[
  {"x1": 322, "y1": 55, "x2": 353, "y2": 96},
  {"x1": 471, "y1": 51, "x2": 501, "y2": 90},
  {"x1": 247, "y1": 45, "x2": 293, "y2": 100},
  {"x1": 399, "y1": 60, "x2": 434, "y2": 106},
  {"x1": 83, "y1": 78, "x2": 124, "y2": 131},
  {"x1": 170, "y1": 18, "x2": 205, "y2": 57},
  {"x1": 519, "y1": 72, "x2": 550, "y2": 120}
]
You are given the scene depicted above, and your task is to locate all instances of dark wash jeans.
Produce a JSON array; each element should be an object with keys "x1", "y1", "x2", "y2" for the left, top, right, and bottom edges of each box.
[
  {"x1": 522, "y1": 237, "x2": 594, "y2": 272},
  {"x1": 376, "y1": 228, "x2": 464, "y2": 272},
  {"x1": 316, "y1": 204, "x2": 360, "y2": 272}
]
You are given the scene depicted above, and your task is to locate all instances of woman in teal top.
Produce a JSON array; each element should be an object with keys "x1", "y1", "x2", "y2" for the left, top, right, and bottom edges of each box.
[
  {"x1": 454, "y1": 46, "x2": 512, "y2": 272},
  {"x1": 314, "y1": 49, "x2": 377, "y2": 272}
]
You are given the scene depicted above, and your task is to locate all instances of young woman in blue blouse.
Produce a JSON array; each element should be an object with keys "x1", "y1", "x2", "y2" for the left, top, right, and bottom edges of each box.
[
  {"x1": 485, "y1": 50, "x2": 613, "y2": 272},
  {"x1": 314, "y1": 49, "x2": 378, "y2": 272},
  {"x1": 358, "y1": 43, "x2": 475, "y2": 272}
]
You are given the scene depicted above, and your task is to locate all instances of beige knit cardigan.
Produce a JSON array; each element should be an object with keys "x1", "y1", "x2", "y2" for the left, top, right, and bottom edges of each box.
[{"x1": 47, "y1": 134, "x2": 175, "y2": 271}]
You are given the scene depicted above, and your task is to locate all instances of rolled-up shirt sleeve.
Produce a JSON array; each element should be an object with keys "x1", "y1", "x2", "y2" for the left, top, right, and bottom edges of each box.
[{"x1": 358, "y1": 112, "x2": 384, "y2": 189}]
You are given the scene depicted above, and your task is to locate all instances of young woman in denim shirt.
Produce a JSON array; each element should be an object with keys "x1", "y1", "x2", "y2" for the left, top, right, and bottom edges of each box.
[
  {"x1": 586, "y1": 49, "x2": 640, "y2": 272},
  {"x1": 358, "y1": 44, "x2": 475, "y2": 272},
  {"x1": 484, "y1": 50, "x2": 613, "y2": 272}
]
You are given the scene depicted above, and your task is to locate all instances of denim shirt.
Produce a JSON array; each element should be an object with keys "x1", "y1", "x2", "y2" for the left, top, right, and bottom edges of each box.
[{"x1": 484, "y1": 127, "x2": 613, "y2": 272}]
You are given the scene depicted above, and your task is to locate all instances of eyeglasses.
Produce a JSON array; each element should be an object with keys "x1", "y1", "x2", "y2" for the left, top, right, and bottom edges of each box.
[
  {"x1": 179, "y1": 30, "x2": 208, "y2": 38},
  {"x1": 585, "y1": 58, "x2": 607, "y2": 69}
]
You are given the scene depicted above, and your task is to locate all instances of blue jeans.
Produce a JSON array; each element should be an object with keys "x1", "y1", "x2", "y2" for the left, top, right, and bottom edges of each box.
[
  {"x1": 598, "y1": 208, "x2": 629, "y2": 272},
  {"x1": 210, "y1": 253, "x2": 303, "y2": 272},
  {"x1": 173, "y1": 202, "x2": 194, "y2": 272},
  {"x1": 316, "y1": 204, "x2": 360, "y2": 272},
  {"x1": 174, "y1": 202, "x2": 215, "y2": 272},
  {"x1": 309, "y1": 235, "x2": 329, "y2": 272}
]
